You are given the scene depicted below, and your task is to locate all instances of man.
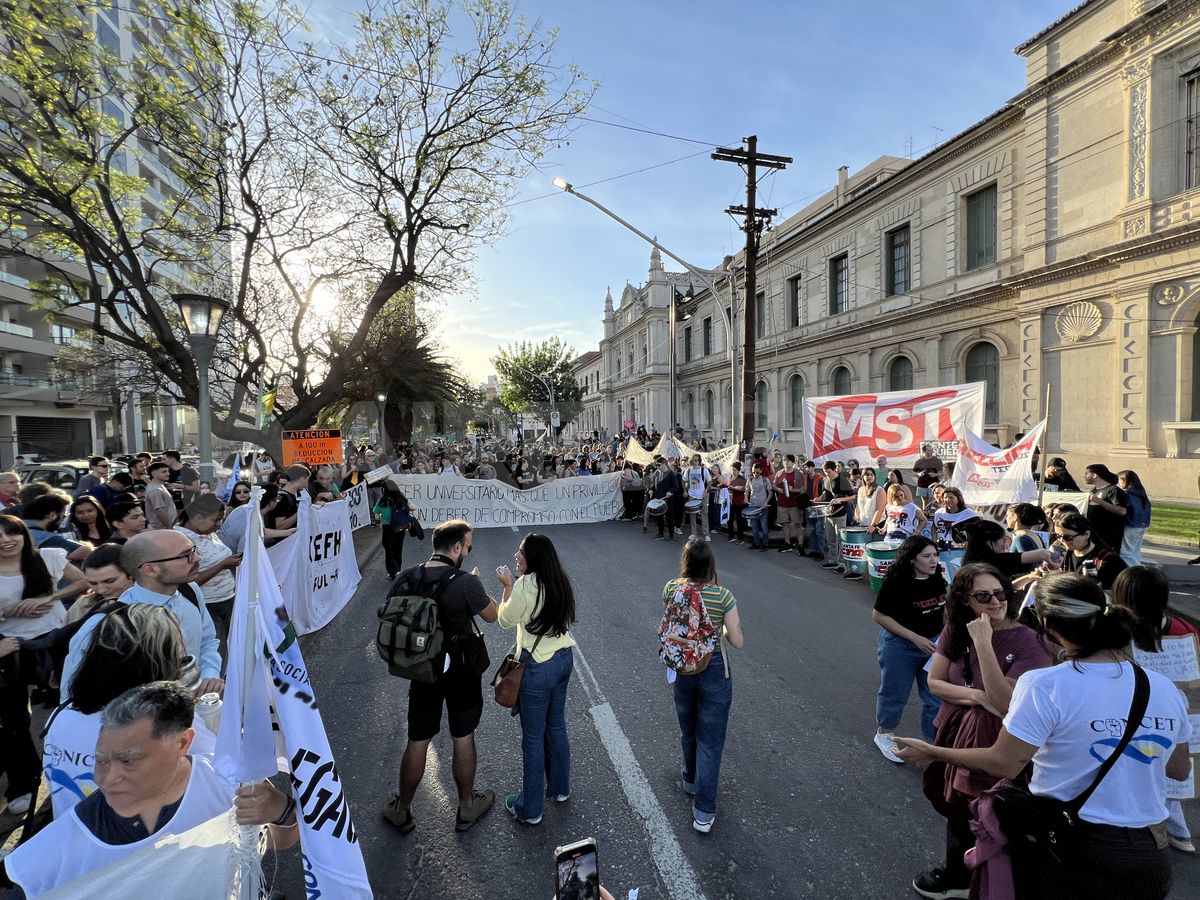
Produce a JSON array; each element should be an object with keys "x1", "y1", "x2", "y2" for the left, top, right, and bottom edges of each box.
[
  {"x1": 0, "y1": 470, "x2": 19, "y2": 510},
  {"x1": 1042, "y1": 456, "x2": 1080, "y2": 492},
  {"x1": 22, "y1": 490, "x2": 90, "y2": 562},
  {"x1": 126, "y1": 455, "x2": 150, "y2": 489},
  {"x1": 107, "y1": 501, "x2": 147, "y2": 544},
  {"x1": 383, "y1": 519, "x2": 498, "y2": 835},
  {"x1": 772, "y1": 454, "x2": 808, "y2": 553},
  {"x1": 144, "y1": 462, "x2": 177, "y2": 529},
  {"x1": 88, "y1": 471, "x2": 135, "y2": 509},
  {"x1": 645, "y1": 458, "x2": 681, "y2": 540},
  {"x1": 307, "y1": 465, "x2": 340, "y2": 503},
  {"x1": 266, "y1": 465, "x2": 308, "y2": 531},
  {"x1": 873, "y1": 454, "x2": 890, "y2": 485},
  {"x1": 911, "y1": 444, "x2": 944, "y2": 502},
  {"x1": 474, "y1": 456, "x2": 497, "y2": 481},
  {"x1": 60, "y1": 530, "x2": 224, "y2": 701},
  {"x1": 681, "y1": 454, "x2": 711, "y2": 541},
  {"x1": 74, "y1": 456, "x2": 111, "y2": 498},
  {"x1": 64, "y1": 543, "x2": 135, "y2": 623},
  {"x1": 163, "y1": 449, "x2": 200, "y2": 502},
  {"x1": 817, "y1": 460, "x2": 855, "y2": 569},
  {"x1": 220, "y1": 483, "x2": 296, "y2": 553},
  {"x1": 1084, "y1": 463, "x2": 1128, "y2": 553}
]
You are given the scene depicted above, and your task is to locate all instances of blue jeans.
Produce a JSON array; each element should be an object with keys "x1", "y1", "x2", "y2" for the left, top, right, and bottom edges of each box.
[
  {"x1": 876, "y1": 629, "x2": 939, "y2": 740},
  {"x1": 673, "y1": 659, "x2": 733, "y2": 818},
  {"x1": 748, "y1": 509, "x2": 768, "y2": 547},
  {"x1": 514, "y1": 646, "x2": 573, "y2": 821}
]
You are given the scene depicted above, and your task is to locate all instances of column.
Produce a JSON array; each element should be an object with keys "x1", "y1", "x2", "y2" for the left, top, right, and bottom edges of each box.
[
  {"x1": 1017, "y1": 313, "x2": 1043, "y2": 432},
  {"x1": 923, "y1": 336, "x2": 942, "y2": 386},
  {"x1": 1111, "y1": 288, "x2": 1152, "y2": 457}
]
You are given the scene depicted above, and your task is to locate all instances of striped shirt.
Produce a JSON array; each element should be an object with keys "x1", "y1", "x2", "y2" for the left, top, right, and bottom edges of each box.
[{"x1": 661, "y1": 580, "x2": 736, "y2": 652}]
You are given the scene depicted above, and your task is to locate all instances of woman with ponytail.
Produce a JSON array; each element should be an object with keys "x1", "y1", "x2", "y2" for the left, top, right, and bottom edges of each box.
[{"x1": 897, "y1": 573, "x2": 1192, "y2": 899}]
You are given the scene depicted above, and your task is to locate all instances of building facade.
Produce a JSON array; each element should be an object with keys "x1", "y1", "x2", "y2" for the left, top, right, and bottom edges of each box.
[{"x1": 578, "y1": 0, "x2": 1200, "y2": 498}]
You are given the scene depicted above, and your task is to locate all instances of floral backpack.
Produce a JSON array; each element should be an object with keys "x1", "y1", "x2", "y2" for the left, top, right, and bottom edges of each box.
[{"x1": 657, "y1": 579, "x2": 718, "y2": 675}]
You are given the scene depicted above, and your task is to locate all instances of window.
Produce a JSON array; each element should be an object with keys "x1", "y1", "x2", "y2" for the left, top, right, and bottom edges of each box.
[
  {"x1": 684, "y1": 326, "x2": 692, "y2": 363},
  {"x1": 965, "y1": 342, "x2": 1000, "y2": 423},
  {"x1": 886, "y1": 225, "x2": 911, "y2": 295},
  {"x1": 755, "y1": 381, "x2": 768, "y2": 429},
  {"x1": 101, "y1": 98, "x2": 124, "y2": 125},
  {"x1": 787, "y1": 276, "x2": 801, "y2": 327},
  {"x1": 642, "y1": 343, "x2": 648, "y2": 368},
  {"x1": 684, "y1": 393, "x2": 695, "y2": 427},
  {"x1": 97, "y1": 19, "x2": 121, "y2": 55},
  {"x1": 51, "y1": 324, "x2": 77, "y2": 346},
  {"x1": 616, "y1": 353, "x2": 621, "y2": 378},
  {"x1": 832, "y1": 366, "x2": 851, "y2": 396},
  {"x1": 888, "y1": 356, "x2": 914, "y2": 391},
  {"x1": 703, "y1": 317, "x2": 713, "y2": 356},
  {"x1": 966, "y1": 185, "x2": 997, "y2": 271},
  {"x1": 1187, "y1": 70, "x2": 1200, "y2": 191},
  {"x1": 829, "y1": 254, "x2": 849, "y2": 314},
  {"x1": 755, "y1": 292, "x2": 766, "y2": 338},
  {"x1": 704, "y1": 390, "x2": 714, "y2": 427},
  {"x1": 788, "y1": 374, "x2": 804, "y2": 427}
]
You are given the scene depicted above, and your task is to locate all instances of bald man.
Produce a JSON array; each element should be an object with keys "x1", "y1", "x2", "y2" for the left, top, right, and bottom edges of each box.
[{"x1": 59, "y1": 531, "x2": 224, "y2": 701}]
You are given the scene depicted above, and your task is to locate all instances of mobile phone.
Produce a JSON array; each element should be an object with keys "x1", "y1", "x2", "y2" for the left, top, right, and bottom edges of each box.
[
  {"x1": 497, "y1": 565, "x2": 510, "y2": 577},
  {"x1": 555, "y1": 837, "x2": 600, "y2": 900}
]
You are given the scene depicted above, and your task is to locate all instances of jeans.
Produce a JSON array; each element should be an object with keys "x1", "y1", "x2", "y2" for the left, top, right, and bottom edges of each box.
[
  {"x1": 748, "y1": 509, "x2": 768, "y2": 547},
  {"x1": 1120, "y1": 526, "x2": 1147, "y2": 566},
  {"x1": 0, "y1": 681, "x2": 39, "y2": 800},
  {"x1": 875, "y1": 630, "x2": 939, "y2": 740},
  {"x1": 673, "y1": 659, "x2": 733, "y2": 818},
  {"x1": 1167, "y1": 799, "x2": 1190, "y2": 840},
  {"x1": 514, "y1": 647, "x2": 573, "y2": 821}
]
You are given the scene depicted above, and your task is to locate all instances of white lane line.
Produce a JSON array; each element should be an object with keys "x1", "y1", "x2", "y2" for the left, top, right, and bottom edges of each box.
[{"x1": 573, "y1": 644, "x2": 707, "y2": 900}]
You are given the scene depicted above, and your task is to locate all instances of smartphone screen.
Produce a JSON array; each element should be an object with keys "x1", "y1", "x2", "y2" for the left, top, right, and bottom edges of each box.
[{"x1": 555, "y1": 838, "x2": 600, "y2": 900}]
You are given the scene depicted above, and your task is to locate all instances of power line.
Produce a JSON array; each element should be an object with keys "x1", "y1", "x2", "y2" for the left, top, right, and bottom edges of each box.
[{"x1": 503, "y1": 148, "x2": 713, "y2": 208}]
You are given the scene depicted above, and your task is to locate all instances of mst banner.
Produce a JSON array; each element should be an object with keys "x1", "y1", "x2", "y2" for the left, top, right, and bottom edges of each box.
[
  {"x1": 950, "y1": 421, "x2": 1045, "y2": 505},
  {"x1": 802, "y1": 382, "x2": 985, "y2": 465},
  {"x1": 389, "y1": 473, "x2": 623, "y2": 528}
]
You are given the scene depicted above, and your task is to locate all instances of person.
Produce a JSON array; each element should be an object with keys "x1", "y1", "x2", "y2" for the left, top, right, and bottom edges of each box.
[
  {"x1": 1116, "y1": 469, "x2": 1151, "y2": 566},
  {"x1": 226, "y1": 479, "x2": 253, "y2": 508},
  {"x1": 60, "y1": 530, "x2": 224, "y2": 702},
  {"x1": 4, "y1": 681, "x2": 294, "y2": 895},
  {"x1": 1042, "y1": 456, "x2": 1080, "y2": 492},
  {"x1": 174, "y1": 495, "x2": 240, "y2": 652},
  {"x1": 143, "y1": 462, "x2": 177, "y2": 530},
  {"x1": 68, "y1": 494, "x2": 112, "y2": 544},
  {"x1": 681, "y1": 455, "x2": 712, "y2": 541},
  {"x1": 930, "y1": 487, "x2": 977, "y2": 548},
  {"x1": 874, "y1": 454, "x2": 890, "y2": 485},
  {"x1": 162, "y1": 449, "x2": 200, "y2": 502},
  {"x1": 899, "y1": 562, "x2": 1054, "y2": 899},
  {"x1": 474, "y1": 456, "x2": 497, "y2": 480},
  {"x1": 961, "y1": 518, "x2": 1051, "y2": 583},
  {"x1": 219, "y1": 482, "x2": 295, "y2": 553},
  {"x1": 0, "y1": 471, "x2": 20, "y2": 511},
  {"x1": 664, "y1": 539, "x2": 743, "y2": 833},
  {"x1": 1006, "y1": 502, "x2": 1048, "y2": 553},
  {"x1": 772, "y1": 454, "x2": 807, "y2": 554},
  {"x1": 87, "y1": 471, "x2": 134, "y2": 510},
  {"x1": 20, "y1": 490, "x2": 90, "y2": 562},
  {"x1": 106, "y1": 500, "x2": 147, "y2": 544},
  {"x1": 855, "y1": 467, "x2": 886, "y2": 548},
  {"x1": 1083, "y1": 463, "x2": 1128, "y2": 553},
  {"x1": 266, "y1": 465, "x2": 308, "y2": 531},
  {"x1": 307, "y1": 465, "x2": 341, "y2": 503},
  {"x1": 383, "y1": 519, "x2": 499, "y2": 835},
  {"x1": 872, "y1": 483, "x2": 927, "y2": 542},
  {"x1": 871, "y1": 536, "x2": 946, "y2": 763},
  {"x1": 65, "y1": 543, "x2": 133, "y2": 625},
  {"x1": 127, "y1": 454, "x2": 151, "y2": 491},
  {"x1": 648, "y1": 458, "x2": 682, "y2": 541},
  {"x1": 494, "y1": 534, "x2": 577, "y2": 826},
  {"x1": 74, "y1": 456, "x2": 111, "y2": 498},
  {"x1": 1052, "y1": 512, "x2": 1127, "y2": 590},
  {"x1": 912, "y1": 444, "x2": 944, "y2": 502},
  {"x1": 743, "y1": 460, "x2": 773, "y2": 551},
  {"x1": 723, "y1": 461, "x2": 748, "y2": 544},
  {"x1": 896, "y1": 573, "x2": 1191, "y2": 900},
  {"x1": 253, "y1": 450, "x2": 275, "y2": 482},
  {"x1": 374, "y1": 480, "x2": 413, "y2": 580},
  {"x1": 1110, "y1": 566, "x2": 1200, "y2": 855},
  {"x1": 816, "y1": 460, "x2": 855, "y2": 568},
  {"x1": 618, "y1": 462, "x2": 644, "y2": 522}
]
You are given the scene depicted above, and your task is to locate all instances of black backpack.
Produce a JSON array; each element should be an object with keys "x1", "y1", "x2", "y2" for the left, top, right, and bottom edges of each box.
[{"x1": 376, "y1": 566, "x2": 462, "y2": 682}]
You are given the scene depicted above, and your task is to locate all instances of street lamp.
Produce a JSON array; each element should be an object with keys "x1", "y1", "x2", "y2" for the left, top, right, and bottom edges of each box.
[
  {"x1": 515, "y1": 365, "x2": 557, "y2": 437},
  {"x1": 375, "y1": 392, "x2": 388, "y2": 451},
  {"x1": 553, "y1": 178, "x2": 737, "y2": 447},
  {"x1": 172, "y1": 292, "x2": 229, "y2": 487}
]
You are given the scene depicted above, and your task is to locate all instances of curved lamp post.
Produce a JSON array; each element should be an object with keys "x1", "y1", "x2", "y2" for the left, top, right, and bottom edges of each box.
[
  {"x1": 375, "y1": 392, "x2": 388, "y2": 450},
  {"x1": 172, "y1": 293, "x2": 230, "y2": 487}
]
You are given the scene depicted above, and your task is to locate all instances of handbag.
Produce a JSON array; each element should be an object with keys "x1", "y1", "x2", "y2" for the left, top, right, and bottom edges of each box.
[
  {"x1": 409, "y1": 517, "x2": 424, "y2": 540},
  {"x1": 452, "y1": 617, "x2": 491, "y2": 676},
  {"x1": 992, "y1": 662, "x2": 1150, "y2": 867},
  {"x1": 491, "y1": 632, "x2": 544, "y2": 709}
]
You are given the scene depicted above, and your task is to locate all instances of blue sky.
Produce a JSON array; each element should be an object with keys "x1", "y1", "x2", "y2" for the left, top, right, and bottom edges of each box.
[{"x1": 309, "y1": 0, "x2": 1081, "y2": 383}]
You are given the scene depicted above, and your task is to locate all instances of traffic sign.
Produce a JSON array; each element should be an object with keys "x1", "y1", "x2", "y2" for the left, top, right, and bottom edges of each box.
[
  {"x1": 281, "y1": 428, "x2": 343, "y2": 466},
  {"x1": 550, "y1": 411, "x2": 561, "y2": 427}
]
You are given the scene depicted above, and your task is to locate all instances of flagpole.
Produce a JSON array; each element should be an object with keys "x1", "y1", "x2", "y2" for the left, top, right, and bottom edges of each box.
[
  {"x1": 240, "y1": 486, "x2": 263, "y2": 732},
  {"x1": 1036, "y1": 384, "x2": 1051, "y2": 510}
]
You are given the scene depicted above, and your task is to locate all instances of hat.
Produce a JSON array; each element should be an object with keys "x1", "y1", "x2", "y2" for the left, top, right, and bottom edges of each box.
[{"x1": 184, "y1": 493, "x2": 224, "y2": 520}]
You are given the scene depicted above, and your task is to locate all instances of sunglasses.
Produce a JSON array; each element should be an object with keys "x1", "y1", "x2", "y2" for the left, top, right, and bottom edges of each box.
[
  {"x1": 1055, "y1": 532, "x2": 1082, "y2": 541},
  {"x1": 969, "y1": 589, "x2": 1008, "y2": 605},
  {"x1": 142, "y1": 545, "x2": 199, "y2": 566}
]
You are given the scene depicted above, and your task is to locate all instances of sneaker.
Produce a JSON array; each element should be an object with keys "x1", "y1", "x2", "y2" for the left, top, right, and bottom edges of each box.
[
  {"x1": 5, "y1": 793, "x2": 32, "y2": 816},
  {"x1": 692, "y1": 811, "x2": 715, "y2": 834},
  {"x1": 844, "y1": 572, "x2": 863, "y2": 580},
  {"x1": 873, "y1": 732, "x2": 904, "y2": 765},
  {"x1": 1168, "y1": 835, "x2": 1197, "y2": 853},
  {"x1": 834, "y1": 565, "x2": 846, "y2": 574},
  {"x1": 912, "y1": 868, "x2": 969, "y2": 899},
  {"x1": 455, "y1": 790, "x2": 495, "y2": 832},
  {"x1": 705, "y1": 534, "x2": 711, "y2": 542},
  {"x1": 654, "y1": 535, "x2": 666, "y2": 541},
  {"x1": 504, "y1": 792, "x2": 541, "y2": 826},
  {"x1": 549, "y1": 794, "x2": 570, "y2": 803},
  {"x1": 820, "y1": 562, "x2": 838, "y2": 569},
  {"x1": 778, "y1": 546, "x2": 794, "y2": 553},
  {"x1": 727, "y1": 536, "x2": 738, "y2": 543},
  {"x1": 1189, "y1": 556, "x2": 1200, "y2": 566},
  {"x1": 381, "y1": 793, "x2": 415, "y2": 834}
]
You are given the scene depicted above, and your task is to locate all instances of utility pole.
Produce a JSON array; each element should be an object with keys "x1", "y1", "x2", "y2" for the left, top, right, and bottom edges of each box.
[{"x1": 712, "y1": 136, "x2": 791, "y2": 445}]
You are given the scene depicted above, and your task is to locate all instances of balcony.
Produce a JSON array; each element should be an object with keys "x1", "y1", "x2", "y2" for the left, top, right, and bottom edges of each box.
[{"x1": 0, "y1": 320, "x2": 35, "y2": 338}]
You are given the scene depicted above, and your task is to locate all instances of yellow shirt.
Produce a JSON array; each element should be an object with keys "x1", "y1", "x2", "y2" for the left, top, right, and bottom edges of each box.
[{"x1": 497, "y1": 573, "x2": 576, "y2": 663}]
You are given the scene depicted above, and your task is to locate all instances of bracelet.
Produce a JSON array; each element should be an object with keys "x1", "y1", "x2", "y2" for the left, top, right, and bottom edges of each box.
[{"x1": 272, "y1": 795, "x2": 297, "y2": 826}]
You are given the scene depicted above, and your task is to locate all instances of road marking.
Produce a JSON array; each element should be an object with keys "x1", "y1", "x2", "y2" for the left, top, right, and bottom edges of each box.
[{"x1": 573, "y1": 645, "x2": 707, "y2": 900}]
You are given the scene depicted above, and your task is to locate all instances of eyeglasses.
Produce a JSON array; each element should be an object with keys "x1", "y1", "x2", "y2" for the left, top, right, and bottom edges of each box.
[
  {"x1": 141, "y1": 545, "x2": 199, "y2": 566},
  {"x1": 1055, "y1": 532, "x2": 1082, "y2": 541},
  {"x1": 969, "y1": 589, "x2": 1008, "y2": 605},
  {"x1": 96, "y1": 465, "x2": 110, "y2": 470}
]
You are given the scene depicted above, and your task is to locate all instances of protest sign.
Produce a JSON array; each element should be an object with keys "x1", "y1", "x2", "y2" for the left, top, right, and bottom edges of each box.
[
  {"x1": 802, "y1": 383, "x2": 985, "y2": 465},
  {"x1": 388, "y1": 472, "x2": 622, "y2": 529},
  {"x1": 281, "y1": 428, "x2": 343, "y2": 466},
  {"x1": 1132, "y1": 634, "x2": 1200, "y2": 688},
  {"x1": 344, "y1": 481, "x2": 371, "y2": 530},
  {"x1": 268, "y1": 493, "x2": 362, "y2": 634},
  {"x1": 950, "y1": 422, "x2": 1045, "y2": 506},
  {"x1": 365, "y1": 464, "x2": 393, "y2": 483}
]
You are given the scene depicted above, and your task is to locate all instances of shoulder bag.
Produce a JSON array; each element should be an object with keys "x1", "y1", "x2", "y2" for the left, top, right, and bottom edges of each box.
[
  {"x1": 992, "y1": 662, "x2": 1150, "y2": 867},
  {"x1": 491, "y1": 631, "x2": 545, "y2": 709}
]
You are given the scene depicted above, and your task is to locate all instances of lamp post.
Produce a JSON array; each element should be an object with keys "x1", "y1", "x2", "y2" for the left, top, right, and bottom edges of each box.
[
  {"x1": 172, "y1": 293, "x2": 229, "y2": 488},
  {"x1": 516, "y1": 365, "x2": 557, "y2": 437},
  {"x1": 375, "y1": 392, "x2": 388, "y2": 451},
  {"x1": 552, "y1": 178, "x2": 737, "y2": 447}
]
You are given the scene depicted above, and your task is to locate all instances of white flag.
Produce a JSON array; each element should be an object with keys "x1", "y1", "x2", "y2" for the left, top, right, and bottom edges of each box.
[{"x1": 950, "y1": 421, "x2": 1045, "y2": 506}]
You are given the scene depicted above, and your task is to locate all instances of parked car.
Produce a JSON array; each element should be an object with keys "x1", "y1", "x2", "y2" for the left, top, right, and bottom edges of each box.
[{"x1": 17, "y1": 459, "x2": 129, "y2": 492}]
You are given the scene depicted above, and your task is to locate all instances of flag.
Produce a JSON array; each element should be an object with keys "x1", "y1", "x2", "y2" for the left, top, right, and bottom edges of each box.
[
  {"x1": 221, "y1": 453, "x2": 242, "y2": 502},
  {"x1": 258, "y1": 381, "x2": 277, "y2": 429},
  {"x1": 949, "y1": 420, "x2": 1045, "y2": 505}
]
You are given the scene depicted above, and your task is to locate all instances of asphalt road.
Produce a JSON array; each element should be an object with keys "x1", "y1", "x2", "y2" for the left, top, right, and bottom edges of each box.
[{"x1": 269, "y1": 523, "x2": 1200, "y2": 900}]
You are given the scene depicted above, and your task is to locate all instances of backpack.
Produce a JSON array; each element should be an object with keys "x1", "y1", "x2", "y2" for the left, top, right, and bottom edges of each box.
[
  {"x1": 657, "y1": 579, "x2": 717, "y2": 675},
  {"x1": 376, "y1": 566, "x2": 462, "y2": 682}
]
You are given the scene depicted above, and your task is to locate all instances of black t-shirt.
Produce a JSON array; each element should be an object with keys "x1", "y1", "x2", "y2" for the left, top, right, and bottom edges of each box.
[
  {"x1": 1064, "y1": 542, "x2": 1127, "y2": 590},
  {"x1": 874, "y1": 573, "x2": 948, "y2": 639},
  {"x1": 266, "y1": 489, "x2": 298, "y2": 530},
  {"x1": 1086, "y1": 484, "x2": 1128, "y2": 551},
  {"x1": 397, "y1": 563, "x2": 490, "y2": 640}
]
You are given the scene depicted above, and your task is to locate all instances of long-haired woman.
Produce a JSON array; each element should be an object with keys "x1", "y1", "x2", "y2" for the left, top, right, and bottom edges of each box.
[
  {"x1": 226, "y1": 479, "x2": 254, "y2": 509},
  {"x1": 898, "y1": 573, "x2": 1190, "y2": 899},
  {"x1": 872, "y1": 483, "x2": 927, "y2": 540},
  {"x1": 1116, "y1": 469, "x2": 1152, "y2": 566},
  {"x1": 662, "y1": 539, "x2": 744, "y2": 833},
  {"x1": 855, "y1": 467, "x2": 886, "y2": 540},
  {"x1": 67, "y1": 495, "x2": 111, "y2": 544},
  {"x1": 871, "y1": 536, "x2": 946, "y2": 763},
  {"x1": 495, "y1": 533, "x2": 578, "y2": 826},
  {"x1": 961, "y1": 518, "x2": 1051, "y2": 584},
  {"x1": 930, "y1": 487, "x2": 977, "y2": 548}
]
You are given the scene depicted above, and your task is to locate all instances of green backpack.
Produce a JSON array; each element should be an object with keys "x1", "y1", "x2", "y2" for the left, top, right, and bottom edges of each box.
[{"x1": 376, "y1": 566, "x2": 461, "y2": 682}]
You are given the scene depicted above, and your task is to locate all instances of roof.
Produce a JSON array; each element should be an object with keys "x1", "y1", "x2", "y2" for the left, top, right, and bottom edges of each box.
[
  {"x1": 1014, "y1": 0, "x2": 1102, "y2": 53},
  {"x1": 574, "y1": 350, "x2": 601, "y2": 368}
]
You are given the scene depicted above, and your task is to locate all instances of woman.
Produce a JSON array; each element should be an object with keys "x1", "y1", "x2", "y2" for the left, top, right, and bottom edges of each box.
[
  {"x1": 897, "y1": 573, "x2": 1190, "y2": 900},
  {"x1": 872, "y1": 483, "x2": 927, "y2": 541},
  {"x1": 871, "y1": 536, "x2": 946, "y2": 763},
  {"x1": 1051, "y1": 513, "x2": 1127, "y2": 590},
  {"x1": 1110, "y1": 565, "x2": 1199, "y2": 855},
  {"x1": 619, "y1": 462, "x2": 644, "y2": 522},
  {"x1": 930, "y1": 488, "x2": 978, "y2": 548},
  {"x1": 67, "y1": 495, "x2": 111, "y2": 544},
  {"x1": 924, "y1": 483, "x2": 947, "y2": 519},
  {"x1": 227, "y1": 480, "x2": 254, "y2": 509},
  {"x1": 495, "y1": 534, "x2": 577, "y2": 827},
  {"x1": 663, "y1": 538, "x2": 743, "y2": 833},
  {"x1": 723, "y1": 462, "x2": 748, "y2": 544},
  {"x1": 855, "y1": 467, "x2": 886, "y2": 542},
  {"x1": 901, "y1": 563, "x2": 1054, "y2": 899},
  {"x1": 962, "y1": 518, "x2": 1051, "y2": 583},
  {"x1": 1117, "y1": 469, "x2": 1151, "y2": 566},
  {"x1": 744, "y1": 462, "x2": 773, "y2": 551},
  {"x1": 1006, "y1": 502, "x2": 1048, "y2": 553},
  {"x1": 174, "y1": 495, "x2": 239, "y2": 648},
  {"x1": 886, "y1": 468, "x2": 907, "y2": 489},
  {"x1": 252, "y1": 450, "x2": 275, "y2": 483},
  {"x1": 373, "y1": 481, "x2": 413, "y2": 580}
]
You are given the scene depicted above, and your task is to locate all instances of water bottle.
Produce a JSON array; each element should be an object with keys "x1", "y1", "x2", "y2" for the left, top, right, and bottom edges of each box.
[
  {"x1": 1081, "y1": 561, "x2": 1099, "y2": 581},
  {"x1": 196, "y1": 692, "x2": 223, "y2": 732},
  {"x1": 178, "y1": 655, "x2": 201, "y2": 694}
]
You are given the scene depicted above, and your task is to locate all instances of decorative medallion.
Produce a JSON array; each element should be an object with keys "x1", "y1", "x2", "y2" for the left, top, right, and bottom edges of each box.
[
  {"x1": 1155, "y1": 283, "x2": 1186, "y2": 306},
  {"x1": 1054, "y1": 301, "x2": 1103, "y2": 344}
]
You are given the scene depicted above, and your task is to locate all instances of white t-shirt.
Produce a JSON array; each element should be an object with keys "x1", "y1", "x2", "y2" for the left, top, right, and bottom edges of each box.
[
  {"x1": 1004, "y1": 661, "x2": 1190, "y2": 828},
  {"x1": 175, "y1": 526, "x2": 235, "y2": 603},
  {"x1": 0, "y1": 547, "x2": 69, "y2": 639},
  {"x1": 884, "y1": 502, "x2": 921, "y2": 539},
  {"x1": 684, "y1": 467, "x2": 710, "y2": 500},
  {"x1": 932, "y1": 508, "x2": 979, "y2": 544}
]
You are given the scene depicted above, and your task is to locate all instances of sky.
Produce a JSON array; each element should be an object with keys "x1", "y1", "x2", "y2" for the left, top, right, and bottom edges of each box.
[{"x1": 307, "y1": 0, "x2": 1082, "y2": 385}]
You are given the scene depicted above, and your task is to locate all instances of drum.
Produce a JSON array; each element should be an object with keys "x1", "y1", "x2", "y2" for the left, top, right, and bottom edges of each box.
[
  {"x1": 839, "y1": 527, "x2": 872, "y2": 575},
  {"x1": 806, "y1": 504, "x2": 832, "y2": 520},
  {"x1": 865, "y1": 540, "x2": 905, "y2": 592},
  {"x1": 684, "y1": 498, "x2": 703, "y2": 513},
  {"x1": 743, "y1": 507, "x2": 765, "y2": 519},
  {"x1": 646, "y1": 498, "x2": 667, "y2": 517}
]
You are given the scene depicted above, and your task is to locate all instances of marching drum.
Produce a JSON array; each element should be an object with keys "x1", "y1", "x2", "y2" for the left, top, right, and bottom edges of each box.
[
  {"x1": 839, "y1": 527, "x2": 872, "y2": 575},
  {"x1": 683, "y1": 498, "x2": 703, "y2": 513},
  {"x1": 806, "y1": 504, "x2": 833, "y2": 520},
  {"x1": 646, "y1": 498, "x2": 668, "y2": 517}
]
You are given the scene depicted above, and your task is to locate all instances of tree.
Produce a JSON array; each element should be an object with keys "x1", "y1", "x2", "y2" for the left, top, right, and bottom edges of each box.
[
  {"x1": 0, "y1": 0, "x2": 592, "y2": 453},
  {"x1": 491, "y1": 337, "x2": 582, "y2": 428}
]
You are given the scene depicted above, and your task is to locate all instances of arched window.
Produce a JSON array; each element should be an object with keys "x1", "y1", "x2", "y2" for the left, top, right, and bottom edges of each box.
[
  {"x1": 888, "y1": 356, "x2": 914, "y2": 391},
  {"x1": 704, "y1": 390, "x2": 714, "y2": 428},
  {"x1": 832, "y1": 366, "x2": 851, "y2": 396},
  {"x1": 788, "y1": 374, "x2": 804, "y2": 427},
  {"x1": 684, "y1": 393, "x2": 695, "y2": 428},
  {"x1": 966, "y1": 342, "x2": 1000, "y2": 423},
  {"x1": 755, "y1": 381, "x2": 768, "y2": 429}
]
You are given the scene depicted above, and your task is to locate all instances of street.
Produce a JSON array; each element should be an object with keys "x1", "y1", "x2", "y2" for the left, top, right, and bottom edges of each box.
[{"x1": 273, "y1": 523, "x2": 1200, "y2": 900}]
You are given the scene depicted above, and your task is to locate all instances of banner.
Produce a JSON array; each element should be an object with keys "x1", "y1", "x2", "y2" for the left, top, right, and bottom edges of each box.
[
  {"x1": 388, "y1": 473, "x2": 622, "y2": 529},
  {"x1": 268, "y1": 493, "x2": 362, "y2": 634},
  {"x1": 802, "y1": 383, "x2": 985, "y2": 465},
  {"x1": 343, "y1": 482, "x2": 371, "y2": 531},
  {"x1": 623, "y1": 436, "x2": 739, "y2": 475},
  {"x1": 950, "y1": 421, "x2": 1045, "y2": 506}
]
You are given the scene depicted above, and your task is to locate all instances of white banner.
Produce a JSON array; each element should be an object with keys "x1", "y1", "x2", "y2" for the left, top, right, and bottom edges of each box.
[
  {"x1": 267, "y1": 493, "x2": 362, "y2": 635},
  {"x1": 950, "y1": 421, "x2": 1045, "y2": 506},
  {"x1": 343, "y1": 482, "x2": 371, "y2": 531},
  {"x1": 387, "y1": 473, "x2": 623, "y2": 529},
  {"x1": 802, "y1": 382, "x2": 986, "y2": 465},
  {"x1": 623, "y1": 436, "x2": 739, "y2": 476}
]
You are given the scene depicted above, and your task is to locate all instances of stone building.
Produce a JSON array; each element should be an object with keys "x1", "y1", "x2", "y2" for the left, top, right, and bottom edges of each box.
[{"x1": 575, "y1": 0, "x2": 1200, "y2": 498}]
